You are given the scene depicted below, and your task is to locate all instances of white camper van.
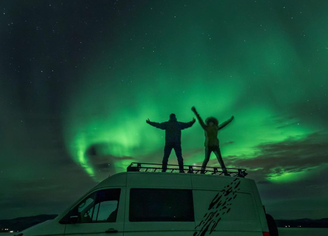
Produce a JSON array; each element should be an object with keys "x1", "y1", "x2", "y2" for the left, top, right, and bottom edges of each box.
[{"x1": 20, "y1": 163, "x2": 278, "y2": 236}]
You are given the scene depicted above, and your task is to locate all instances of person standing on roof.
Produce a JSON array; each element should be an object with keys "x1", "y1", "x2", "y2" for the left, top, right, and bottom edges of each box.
[
  {"x1": 146, "y1": 114, "x2": 195, "y2": 173},
  {"x1": 191, "y1": 106, "x2": 234, "y2": 175}
]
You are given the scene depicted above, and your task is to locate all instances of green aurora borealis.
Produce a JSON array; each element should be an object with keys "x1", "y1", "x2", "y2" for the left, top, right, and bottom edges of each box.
[
  {"x1": 1, "y1": 0, "x2": 328, "y2": 219},
  {"x1": 62, "y1": 0, "x2": 326, "y2": 181}
]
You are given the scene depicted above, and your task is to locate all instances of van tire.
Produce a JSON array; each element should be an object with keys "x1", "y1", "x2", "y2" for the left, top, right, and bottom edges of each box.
[{"x1": 266, "y1": 214, "x2": 279, "y2": 236}]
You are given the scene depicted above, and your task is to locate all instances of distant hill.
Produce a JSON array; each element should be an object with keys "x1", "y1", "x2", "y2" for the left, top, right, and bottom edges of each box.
[
  {"x1": 0, "y1": 214, "x2": 57, "y2": 232},
  {"x1": 1, "y1": 214, "x2": 327, "y2": 232}
]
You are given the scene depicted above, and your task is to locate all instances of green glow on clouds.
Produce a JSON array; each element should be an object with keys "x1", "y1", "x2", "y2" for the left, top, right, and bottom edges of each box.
[
  {"x1": 267, "y1": 167, "x2": 318, "y2": 183},
  {"x1": 62, "y1": 1, "x2": 327, "y2": 182}
]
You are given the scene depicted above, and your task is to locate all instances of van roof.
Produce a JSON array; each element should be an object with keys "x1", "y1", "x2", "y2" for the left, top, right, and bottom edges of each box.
[{"x1": 93, "y1": 163, "x2": 252, "y2": 192}]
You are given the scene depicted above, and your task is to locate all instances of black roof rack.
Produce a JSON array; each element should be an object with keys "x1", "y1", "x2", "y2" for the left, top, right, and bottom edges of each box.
[{"x1": 127, "y1": 162, "x2": 247, "y2": 178}]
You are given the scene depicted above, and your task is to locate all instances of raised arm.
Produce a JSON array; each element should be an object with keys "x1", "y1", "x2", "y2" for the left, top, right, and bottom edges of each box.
[
  {"x1": 179, "y1": 118, "x2": 196, "y2": 130},
  {"x1": 146, "y1": 119, "x2": 166, "y2": 130},
  {"x1": 191, "y1": 107, "x2": 207, "y2": 129},
  {"x1": 218, "y1": 116, "x2": 234, "y2": 130}
]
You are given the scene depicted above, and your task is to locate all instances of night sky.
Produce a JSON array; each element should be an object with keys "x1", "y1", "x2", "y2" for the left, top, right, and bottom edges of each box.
[{"x1": 1, "y1": 0, "x2": 328, "y2": 220}]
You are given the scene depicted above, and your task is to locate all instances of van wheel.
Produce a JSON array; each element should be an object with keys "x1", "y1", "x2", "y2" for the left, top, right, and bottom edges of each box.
[{"x1": 266, "y1": 214, "x2": 279, "y2": 236}]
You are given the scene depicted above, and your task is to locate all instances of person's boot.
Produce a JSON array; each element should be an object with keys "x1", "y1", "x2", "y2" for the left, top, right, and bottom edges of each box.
[
  {"x1": 162, "y1": 161, "x2": 167, "y2": 172},
  {"x1": 223, "y1": 168, "x2": 230, "y2": 176},
  {"x1": 178, "y1": 160, "x2": 184, "y2": 173}
]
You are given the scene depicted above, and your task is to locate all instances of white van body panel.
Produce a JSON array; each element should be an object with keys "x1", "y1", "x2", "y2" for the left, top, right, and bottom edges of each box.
[
  {"x1": 21, "y1": 220, "x2": 64, "y2": 236},
  {"x1": 21, "y1": 172, "x2": 269, "y2": 236},
  {"x1": 191, "y1": 175, "x2": 266, "y2": 235}
]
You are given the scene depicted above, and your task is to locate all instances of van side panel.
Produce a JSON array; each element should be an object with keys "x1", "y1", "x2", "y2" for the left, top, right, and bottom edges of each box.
[
  {"x1": 193, "y1": 190, "x2": 262, "y2": 235},
  {"x1": 249, "y1": 181, "x2": 269, "y2": 232},
  {"x1": 191, "y1": 175, "x2": 253, "y2": 191},
  {"x1": 126, "y1": 172, "x2": 192, "y2": 188},
  {"x1": 192, "y1": 176, "x2": 264, "y2": 235}
]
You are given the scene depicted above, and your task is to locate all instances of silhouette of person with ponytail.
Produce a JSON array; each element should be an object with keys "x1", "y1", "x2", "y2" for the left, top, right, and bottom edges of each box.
[{"x1": 191, "y1": 106, "x2": 234, "y2": 175}]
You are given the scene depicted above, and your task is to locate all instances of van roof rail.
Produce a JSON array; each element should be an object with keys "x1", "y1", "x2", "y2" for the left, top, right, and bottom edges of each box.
[{"x1": 127, "y1": 162, "x2": 248, "y2": 178}]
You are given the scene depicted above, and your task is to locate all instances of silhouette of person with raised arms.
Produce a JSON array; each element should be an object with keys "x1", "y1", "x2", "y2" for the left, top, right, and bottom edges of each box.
[
  {"x1": 146, "y1": 114, "x2": 195, "y2": 173},
  {"x1": 191, "y1": 106, "x2": 234, "y2": 175}
]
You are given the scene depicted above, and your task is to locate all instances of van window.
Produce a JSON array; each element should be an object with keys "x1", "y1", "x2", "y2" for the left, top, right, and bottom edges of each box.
[
  {"x1": 68, "y1": 189, "x2": 120, "y2": 223},
  {"x1": 129, "y1": 189, "x2": 194, "y2": 222}
]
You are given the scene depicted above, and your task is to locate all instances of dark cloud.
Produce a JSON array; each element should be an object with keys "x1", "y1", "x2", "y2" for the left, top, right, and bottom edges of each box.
[
  {"x1": 229, "y1": 132, "x2": 328, "y2": 174},
  {"x1": 224, "y1": 132, "x2": 328, "y2": 218}
]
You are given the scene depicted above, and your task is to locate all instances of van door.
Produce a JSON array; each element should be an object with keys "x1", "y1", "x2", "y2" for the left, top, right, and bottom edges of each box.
[
  {"x1": 193, "y1": 189, "x2": 263, "y2": 235},
  {"x1": 62, "y1": 188, "x2": 124, "y2": 236}
]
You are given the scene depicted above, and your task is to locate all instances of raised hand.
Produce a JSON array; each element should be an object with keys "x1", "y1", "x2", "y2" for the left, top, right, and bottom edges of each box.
[
  {"x1": 146, "y1": 118, "x2": 151, "y2": 123},
  {"x1": 191, "y1": 106, "x2": 197, "y2": 112}
]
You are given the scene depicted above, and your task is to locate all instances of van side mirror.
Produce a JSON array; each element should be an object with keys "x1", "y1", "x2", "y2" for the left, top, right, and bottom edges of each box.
[{"x1": 69, "y1": 215, "x2": 79, "y2": 224}]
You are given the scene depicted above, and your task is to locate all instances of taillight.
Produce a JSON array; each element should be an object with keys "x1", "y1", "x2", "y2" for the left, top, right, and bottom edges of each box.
[{"x1": 262, "y1": 232, "x2": 270, "y2": 236}]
